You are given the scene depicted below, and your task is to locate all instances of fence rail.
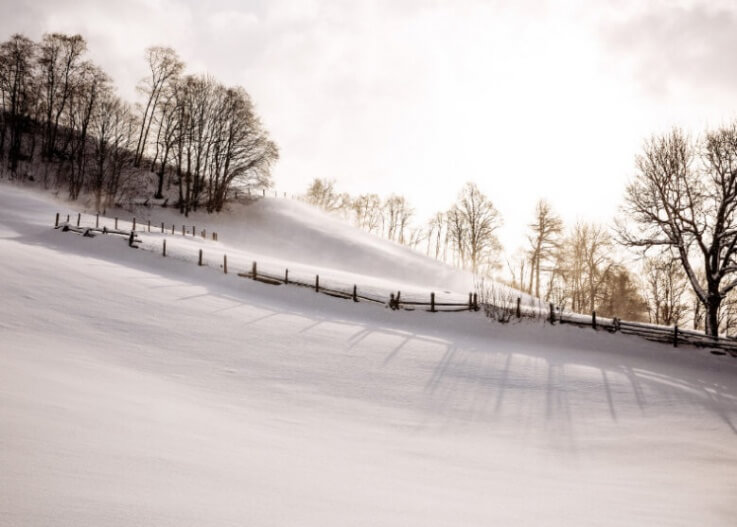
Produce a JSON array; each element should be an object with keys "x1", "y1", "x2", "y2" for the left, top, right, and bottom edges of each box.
[{"x1": 52, "y1": 211, "x2": 737, "y2": 357}]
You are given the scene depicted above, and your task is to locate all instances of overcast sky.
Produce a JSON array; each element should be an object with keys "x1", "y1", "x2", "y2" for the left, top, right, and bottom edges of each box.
[{"x1": 2, "y1": 0, "x2": 737, "y2": 252}]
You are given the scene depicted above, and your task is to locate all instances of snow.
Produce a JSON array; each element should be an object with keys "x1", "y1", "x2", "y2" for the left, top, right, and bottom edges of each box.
[{"x1": 1, "y1": 181, "x2": 737, "y2": 526}]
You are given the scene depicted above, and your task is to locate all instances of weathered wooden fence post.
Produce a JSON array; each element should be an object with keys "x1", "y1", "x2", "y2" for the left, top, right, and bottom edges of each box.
[
  {"x1": 390, "y1": 293, "x2": 395, "y2": 309},
  {"x1": 66, "y1": 214, "x2": 70, "y2": 223},
  {"x1": 163, "y1": 239, "x2": 166, "y2": 256},
  {"x1": 285, "y1": 269, "x2": 289, "y2": 284},
  {"x1": 252, "y1": 261, "x2": 257, "y2": 280},
  {"x1": 198, "y1": 249, "x2": 203, "y2": 266},
  {"x1": 516, "y1": 297, "x2": 521, "y2": 318},
  {"x1": 430, "y1": 292, "x2": 436, "y2": 313},
  {"x1": 315, "y1": 275, "x2": 320, "y2": 292},
  {"x1": 549, "y1": 303, "x2": 555, "y2": 324},
  {"x1": 161, "y1": 222, "x2": 164, "y2": 233},
  {"x1": 132, "y1": 217, "x2": 136, "y2": 231},
  {"x1": 171, "y1": 224, "x2": 175, "y2": 234},
  {"x1": 674, "y1": 325, "x2": 678, "y2": 347},
  {"x1": 192, "y1": 226, "x2": 195, "y2": 236},
  {"x1": 202, "y1": 229, "x2": 206, "y2": 239},
  {"x1": 469, "y1": 293, "x2": 473, "y2": 310},
  {"x1": 128, "y1": 231, "x2": 135, "y2": 247},
  {"x1": 182, "y1": 225, "x2": 185, "y2": 235},
  {"x1": 76, "y1": 213, "x2": 80, "y2": 227},
  {"x1": 223, "y1": 254, "x2": 227, "y2": 274},
  {"x1": 95, "y1": 214, "x2": 99, "y2": 228},
  {"x1": 473, "y1": 293, "x2": 478, "y2": 311},
  {"x1": 147, "y1": 220, "x2": 151, "y2": 232},
  {"x1": 592, "y1": 311, "x2": 597, "y2": 330},
  {"x1": 55, "y1": 213, "x2": 59, "y2": 227},
  {"x1": 213, "y1": 232, "x2": 218, "y2": 241},
  {"x1": 262, "y1": 189, "x2": 266, "y2": 197},
  {"x1": 353, "y1": 284, "x2": 358, "y2": 302},
  {"x1": 115, "y1": 217, "x2": 118, "y2": 229}
]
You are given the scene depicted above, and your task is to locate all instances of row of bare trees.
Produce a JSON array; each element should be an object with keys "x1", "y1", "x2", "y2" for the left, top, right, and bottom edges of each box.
[
  {"x1": 306, "y1": 120, "x2": 737, "y2": 339},
  {"x1": 0, "y1": 32, "x2": 277, "y2": 214},
  {"x1": 509, "y1": 123, "x2": 737, "y2": 338},
  {"x1": 305, "y1": 178, "x2": 503, "y2": 276}
]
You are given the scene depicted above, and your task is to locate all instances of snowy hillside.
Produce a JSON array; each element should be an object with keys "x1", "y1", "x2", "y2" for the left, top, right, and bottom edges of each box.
[{"x1": 1, "y1": 182, "x2": 737, "y2": 526}]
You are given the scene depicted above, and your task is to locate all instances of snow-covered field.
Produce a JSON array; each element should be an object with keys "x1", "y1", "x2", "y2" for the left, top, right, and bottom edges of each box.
[{"x1": 1, "y1": 182, "x2": 737, "y2": 526}]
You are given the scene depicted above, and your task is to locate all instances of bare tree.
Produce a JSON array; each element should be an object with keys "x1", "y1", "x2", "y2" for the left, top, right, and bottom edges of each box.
[
  {"x1": 134, "y1": 46, "x2": 183, "y2": 167},
  {"x1": 642, "y1": 254, "x2": 688, "y2": 326},
  {"x1": 305, "y1": 178, "x2": 344, "y2": 211},
  {"x1": 554, "y1": 222, "x2": 614, "y2": 313},
  {"x1": 38, "y1": 33, "x2": 86, "y2": 162},
  {"x1": 352, "y1": 193, "x2": 383, "y2": 233},
  {"x1": 0, "y1": 34, "x2": 36, "y2": 174},
  {"x1": 448, "y1": 182, "x2": 502, "y2": 274},
  {"x1": 383, "y1": 194, "x2": 414, "y2": 243},
  {"x1": 526, "y1": 199, "x2": 563, "y2": 298},
  {"x1": 620, "y1": 126, "x2": 737, "y2": 337}
]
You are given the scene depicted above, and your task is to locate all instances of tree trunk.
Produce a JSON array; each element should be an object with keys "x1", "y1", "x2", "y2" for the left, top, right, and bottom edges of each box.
[{"x1": 706, "y1": 294, "x2": 721, "y2": 338}]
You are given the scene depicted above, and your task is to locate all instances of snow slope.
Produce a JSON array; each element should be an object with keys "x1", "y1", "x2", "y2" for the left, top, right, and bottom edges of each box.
[
  {"x1": 95, "y1": 192, "x2": 480, "y2": 301},
  {"x1": 2, "y1": 182, "x2": 737, "y2": 526}
]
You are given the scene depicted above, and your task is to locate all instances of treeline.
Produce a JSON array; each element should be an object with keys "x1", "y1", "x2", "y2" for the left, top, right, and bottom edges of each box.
[
  {"x1": 0, "y1": 33, "x2": 277, "y2": 214},
  {"x1": 305, "y1": 118, "x2": 737, "y2": 339},
  {"x1": 305, "y1": 179, "x2": 503, "y2": 276}
]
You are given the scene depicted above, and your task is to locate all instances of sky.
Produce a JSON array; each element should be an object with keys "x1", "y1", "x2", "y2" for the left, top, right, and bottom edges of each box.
[{"x1": 2, "y1": 0, "x2": 737, "y2": 253}]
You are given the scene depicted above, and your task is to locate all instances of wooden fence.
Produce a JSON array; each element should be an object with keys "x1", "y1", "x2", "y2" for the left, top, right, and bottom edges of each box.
[{"x1": 52, "y1": 211, "x2": 737, "y2": 357}]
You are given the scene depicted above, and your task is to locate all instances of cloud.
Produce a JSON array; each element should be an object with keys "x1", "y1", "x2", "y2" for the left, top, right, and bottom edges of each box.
[{"x1": 600, "y1": 1, "x2": 737, "y2": 100}]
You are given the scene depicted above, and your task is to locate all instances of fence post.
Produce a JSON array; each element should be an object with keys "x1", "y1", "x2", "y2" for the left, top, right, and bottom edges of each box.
[
  {"x1": 516, "y1": 297, "x2": 521, "y2": 318},
  {"x1": 262, "y1": 189, "x2": 266, "y2": 197},
  {"x1": 55, "y1": 213, "x2": 59, "y2": 227},
  {"x1": 128, "y1": 231, "x2": 135, "y2": 247},
  {"x1": 315, "y1": 275, "x2": 320, "y2": 292},
  {"x1": 202, "y1": 229, "x2": 206, "y2": 239},
  {"x1": 182, "y1": 225, "x2": 185, "y2": 235},
  {"x1": 473, "y1": 293, "x2": 478, "y2": 311},
  {"x1": 161, "y1": 222, "x2": 164, "y2": 233},
  {"x1": 223, "y1": 254, "x2": 227, "y2": 274},
  {"x1": 549, "y1": 303, "x2": 555, "y2": 324},
  {"x1": 163, "y1": 239, "x2": 166, "y2": 256},
  {"x1": 132, "y1": 217, "x2": 136, "y2": 231},
  {"x1": 285, "y1": 269, "x2": 289, "y2": 284},
  {"x1": 213, "y1": 232, "x2": 218, "y2": 241},
  {"x1": 171, "y1": 224, "x2": 175, "y2": 234},
  {"x1": 353, "y1": 284, "x2": 357, "y2": 302},
  {"x1": 430, "y1": 292, "x2": 436, "y2": 313},
  {"x1": 192, "y1": 226, "x2": 195, "y2": 236},
  {"x1": 592, "y1": 311, "x2": 597, "y2": 330},
  {"x1": 252, "y1": 261, "x2": 257, "y2": 280},
  {"x1": 674, "y1": 325, "x2": 678, "y2": 348},
  {"x1": 115, "y1": 217, "x2": 118, "y2": 229},
  {"x1": 198, "y1": 249, "x2": 203, "y2": 266},
  {"x1": 469, "y1": 293, "x2": 473, "y2": 310},
  {"x1": 390, "y1": 293, "x2": 395, "y2": 309},
  {"x1": 76, "y1": 213, "x2": 80, "y2": 227},
  {"x1": 95, "y1": 213, "x2": 99, "y2": 228},
  {"x1": 66, "y1": 214, "x2": 70, "y2": 223},
  {"x1": 147, "y1": 220, "x2": 151, "y2": 232}
]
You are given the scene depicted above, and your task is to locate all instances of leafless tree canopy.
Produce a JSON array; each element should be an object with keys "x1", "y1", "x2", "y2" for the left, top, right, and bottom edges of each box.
[
  {"x1": 619, "y1": 125, "x2": 737, "y2": 336},
  {"x1": 0, "y1": 32, "x2": 278, "y2": 214}
]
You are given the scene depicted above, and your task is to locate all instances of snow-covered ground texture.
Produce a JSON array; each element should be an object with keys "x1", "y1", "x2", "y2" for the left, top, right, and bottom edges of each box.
[{"x1": 1, "y1": 182, "x2": 737, "y2": 527}]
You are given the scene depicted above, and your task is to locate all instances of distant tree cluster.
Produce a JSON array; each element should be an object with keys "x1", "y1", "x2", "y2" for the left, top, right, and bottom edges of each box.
[
  {"x1": 0, "y1": 33, "x2": 277, "y2": 214},
  {"x1": 304, "y1": 178, "x2": 503, "y2": 276},
  {"x1": 507, "y1": 203, "x2": 647, "y2": 322}
]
